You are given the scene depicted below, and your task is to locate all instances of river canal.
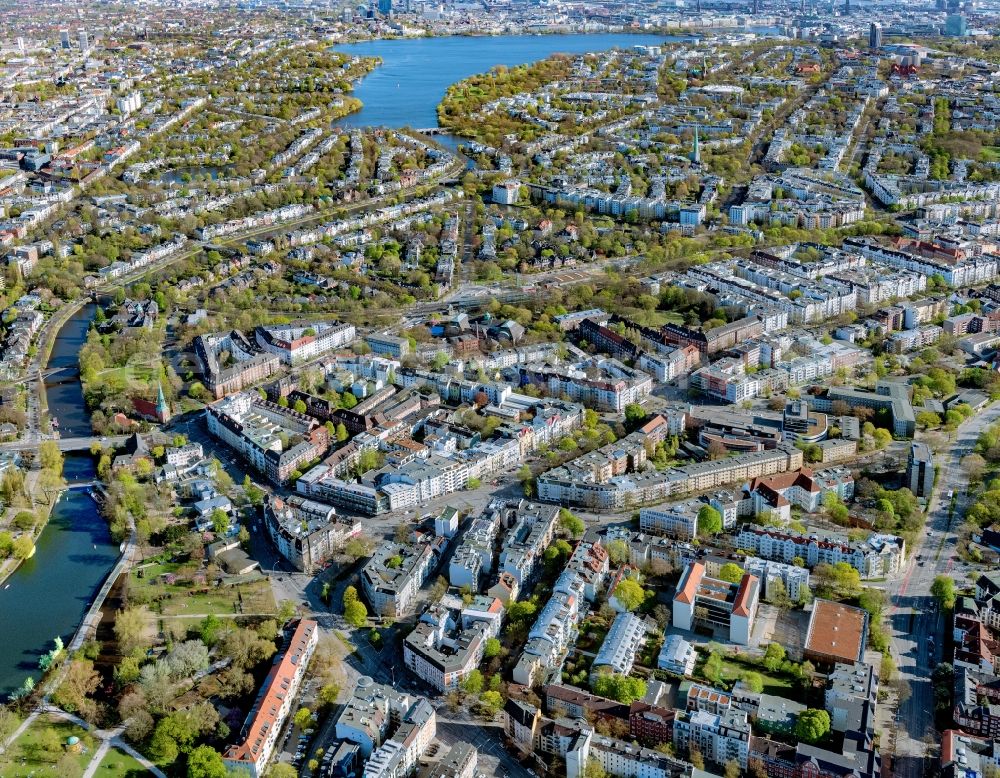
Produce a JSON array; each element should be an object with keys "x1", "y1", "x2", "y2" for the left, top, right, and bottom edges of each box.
[
  {"x1": 44, "y1": 302, "x2": 97, "y2": 438},
  {"x1": 0, "y1": 465, "x2": 117, "y2": 699},
  {"x1": 0, "y1": 301, "x2": 108, "y2": 699}
]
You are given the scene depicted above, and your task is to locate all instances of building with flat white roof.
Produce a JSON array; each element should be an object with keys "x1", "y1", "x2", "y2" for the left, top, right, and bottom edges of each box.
[
  {"x1": 658, "y1": 634, "x2": 697, "y2": 677},
  {"x1": 590, "y1": 611, "x2": 650, "y2": 683}
]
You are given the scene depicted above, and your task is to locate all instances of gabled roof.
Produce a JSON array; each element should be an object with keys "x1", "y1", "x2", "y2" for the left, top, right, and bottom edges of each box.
[{"x1": 674, "y1": 561, "x2": 705, "y2": 605}]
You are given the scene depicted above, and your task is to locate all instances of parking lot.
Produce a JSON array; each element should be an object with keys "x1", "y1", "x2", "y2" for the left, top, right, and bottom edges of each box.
[{"x1": 435, "y1": 719, "x2": 535, "y2": 778}]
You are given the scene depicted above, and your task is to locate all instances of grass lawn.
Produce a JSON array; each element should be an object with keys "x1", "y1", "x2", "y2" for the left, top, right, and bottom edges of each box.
[
  {"x1": 718, "y1": 657, "x2": 794, "y2": 696},
  {"x1": 694, "y1": 652, "x2": 803, "y2": 700},
  {"x1": 158, "y1": 579, "x2": 275, "y2": 616},
  {"x1": 92, "y1": 748, "x2": 148, "y2": 778},
  {"x1": 981, "y1": 146, "x2": 1000, "y2": 163},
  {"x1": 93, "y1": 364, "x2": 159, "y2": 388},
  {"x1": 135, "y1": 561, "x2": 275, "y2": 616},
  {"x1": 0, "y1": 714, "x2": 95, "y2": 777}
]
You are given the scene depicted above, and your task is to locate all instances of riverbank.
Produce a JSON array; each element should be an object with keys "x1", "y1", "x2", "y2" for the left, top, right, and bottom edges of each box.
[
  {"x1": 0, "y1": 467, "x2": 65, "y2": 588},
  {"x1": 337, "y1": 27, "x2": 703, "y2": 45}
]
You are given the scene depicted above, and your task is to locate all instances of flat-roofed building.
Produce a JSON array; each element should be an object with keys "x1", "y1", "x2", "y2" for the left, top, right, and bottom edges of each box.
[
  {"x1": 907, "y1": 441, "x2": 934, "y2": 498},
  {"x1": 804, "y1": 599, "x2": 869, "y2": 666}
]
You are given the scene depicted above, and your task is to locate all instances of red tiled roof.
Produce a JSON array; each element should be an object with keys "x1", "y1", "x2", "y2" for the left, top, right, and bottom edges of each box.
[
  {"x1": 675, "y1": 562, "x2": 705, "y2": 605},
  {"x1": 224, "y1": 619, "x2": 317, "y2": 767},
  {"x1": 748, "y1": 468, "x2": 818, "y2": 495},
  {"x1": 732, "y1": 574, "x2": 759, "y2": 618}
]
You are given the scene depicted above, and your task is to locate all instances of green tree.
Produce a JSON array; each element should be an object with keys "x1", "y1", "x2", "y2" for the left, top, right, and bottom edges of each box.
[
  {"x1": 11, "y1": 534, "x2": 34, "y2": 560},
  {"x1": 507, "y1": 600, "x2": 537, "y2": 624},
  {"x1": 794, "y1": 708, "x2": 831, "y2": 744},
  {"x1": 210, "y1": 508, "x2": 229, "y2": 535},
  {"x1": 762, "y1": 642, "x2": 786, "y2": 672},
  {"x1": 742, "y1": 672, "x2": 764, "y2": 693},
  {"x1": 697, "y1": 505, "x2": 723, "y2": 535},
  {"x1": 585, "y1": 759, "x2": 608, "y2": 778},
  {"x1": 483, "y1": 637, "x2": 502, "y2": 659},
  {"x1": 559, "y1": 508, "x2": 585, "y2": 539},
  {"x1": 345, "y1": 599, "x2": 368, "y2": 628},
  {"x1": 813, "y1": 561, "x2": 862, "y2": 600},
  {"x1": 149, "y1": 722, "x2": 180, "y2": 764},
  {"x1": 38, "y1": 440, "x2": 64, "y2": 474},
  {"x1": 718, "y1": 563, "x2": 746, "y2": 584},
  {"x1": 461, "y1": 669, "x2": 484, "y2": 695},
  {"x1": 612, "y1": 578, "x2": 646, "y2": 612},
  {"x1": 931, "y1": 575, "x2": 957, "y2": 610},
  {"x1": 356, "y1": 448, "x2": 383, "y2": 475},
  {"x1": 187, "y1": 745, "x2": 227, "y2": 778},
  {"x1": 336, "y1": 422, "x2": 349, "y2": 442},
  {"x1": 605, "y1": 539, "x2": 630, "y2": 565},
  {"x1": 480, "y1": 690, "x2": 503, "y2": 717},
  {"x1": 199, "y1": 614, "x2": 224, "y2": 647},
  {"x1": 267, "y1": 765, "x2": 299, "y2": 778},
  {"x1": 13, "y1": 511, "x2": 36, "y2": 532},
  {"x1": 591, "y1": 672, "x2": 647, "y2": 703},
  {"x1": 242, "y1": 475, "x2": 264, "y2": 506},
  {"x1": 318, "y1": 683, "x2": 341, "y2": 709},
  {"x1": 703, "y1": 652, "x2": 724, "y2": 684},
  {"x1": 624, "y1": 403, "x2": 646, "y2": 426},
  {"x1": 293, "y1": 707, "x2": 314, "y2": 731},
  {"x1": 873, "y1": 428, "x2": 892, "y2": 449}
]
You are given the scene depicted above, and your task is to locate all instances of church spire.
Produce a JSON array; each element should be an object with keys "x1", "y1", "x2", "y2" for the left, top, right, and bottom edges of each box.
[{"x1": 156, "y1": 382, "x2": 170, "y2": 422}]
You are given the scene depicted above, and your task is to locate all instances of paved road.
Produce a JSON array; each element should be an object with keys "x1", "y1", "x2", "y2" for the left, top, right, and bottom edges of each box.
[{"x1": 883, "y1": 402, "x2": 1000, "y2": 778}]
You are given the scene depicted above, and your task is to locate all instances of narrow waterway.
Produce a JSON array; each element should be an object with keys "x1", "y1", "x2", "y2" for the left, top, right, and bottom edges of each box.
[
  {"x1": 44, "y1": 302, "x2": 96, "y2": 438},
  {"x1": 0, "y1": 456, "x2": 117, "y2": 700}
]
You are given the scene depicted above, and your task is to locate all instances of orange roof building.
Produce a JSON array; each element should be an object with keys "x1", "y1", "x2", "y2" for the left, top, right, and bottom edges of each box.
[
  {"x1": 804, "y1": 599, "x2": 868, "y2": 665},
  {"x1": 224, "y1": 619, "x2": 319, "y2": 777},
  {"x1": 673, "y1": 561, "x2": 760, "y2": 645}
]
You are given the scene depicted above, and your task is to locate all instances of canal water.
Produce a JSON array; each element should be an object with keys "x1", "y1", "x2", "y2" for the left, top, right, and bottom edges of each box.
[
  {"x1": 335, "y1": 32, "x2": 685, "y2": 130},
  {"x1": 44, "y1": 302, "x2": 96, "y2": 438},
  {"x1": 0, "y1": 458, "x2": 117, "y2": 700},
  {"x1": 0, "y1": 304, "x2": 112, "y2": 700}
]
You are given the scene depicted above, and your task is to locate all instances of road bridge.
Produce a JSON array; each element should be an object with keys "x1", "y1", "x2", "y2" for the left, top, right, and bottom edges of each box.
[{"x1": 0, "y1": 435, "x2": 128, "y2": 453}]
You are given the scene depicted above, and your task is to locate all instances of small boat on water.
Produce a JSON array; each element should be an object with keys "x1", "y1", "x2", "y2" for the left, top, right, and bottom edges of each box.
[{"x1": 3, "y1": 583, "x2": 9, "y2": 590}]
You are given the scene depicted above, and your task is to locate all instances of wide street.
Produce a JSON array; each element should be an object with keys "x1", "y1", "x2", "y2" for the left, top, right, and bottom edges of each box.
[{"x1": 882, "y1": 402, "x2": 1000, "y2": 778}]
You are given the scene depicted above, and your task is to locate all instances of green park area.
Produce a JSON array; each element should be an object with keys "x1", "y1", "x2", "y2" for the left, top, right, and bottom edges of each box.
[
  {"x1": 92, "y1": 747, "x2": 149, "y2": 777},
  {"x1": 129, "y1": 557, "x2": 276, "y2": 617},
  {"x1": 0, "y1": 714, "x2": 95, "y2": 777}
]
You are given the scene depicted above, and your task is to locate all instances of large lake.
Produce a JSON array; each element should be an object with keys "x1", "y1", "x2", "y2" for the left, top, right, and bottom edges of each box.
[{"x1": 335, "y1": 33, "x2": 686, "y2": 130}]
